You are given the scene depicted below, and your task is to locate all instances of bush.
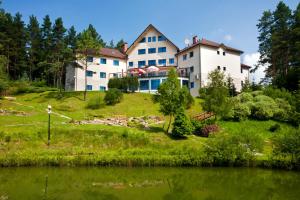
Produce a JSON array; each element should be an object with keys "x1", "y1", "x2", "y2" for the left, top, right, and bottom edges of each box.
[
  {"x1": 273, "y1": 98, "x2": 292, "y2": 121},
  {"x1": 108, "y1": 77, "x2": 139, "y2": 92},
  {"x1": 191, "y1": 119, "x2": 203, "y2": 135},
  {"x1": 204, "y1": 131, "x2": 263, "y2": 166},
  {"x1": 200, "y1": 124, "x2": 219, "y2": 137},
  {"x1": 251, "y1": 90, "x2": 263, "y2": 97},
  {"x1": 104, "y1": 88, "x2": 123, "y2": 105},
  {"x1": 238, "y1": 92, "x2": 253, "y2": 103},
  {"x1": 171, "y1": 108, "x2": 193, "y2": 138},
  {"x1": 252, "y1": 95, "x2": 278, "y2": 120},
  {"x1": 269, "y1": 124, "x2": 281, "y2": 132},
  {"x1": 232, "y1": 103, "x2": 251, "y2": 121},
  {"x1": 86, "y1": 96, "x2": 103, "y2": 109}
]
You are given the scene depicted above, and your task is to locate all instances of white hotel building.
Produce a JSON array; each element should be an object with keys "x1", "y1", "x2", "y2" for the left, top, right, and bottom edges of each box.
[{"x1": 65, "y1": 24, "x2": 250, "y2": 96}]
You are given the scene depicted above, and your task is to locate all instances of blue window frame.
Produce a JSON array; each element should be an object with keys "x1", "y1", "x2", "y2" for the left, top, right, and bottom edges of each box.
[
  {"x1": 86, "y1": 85, "x2": 93, "y2": 90},
  {"x1": 87, "y1": 56, "x2": 93, "y2": 62},
  {"x1": 139, "y1": 37, "x2": 146, "y2": 43},
  {"x1": 86, "y1": 70, "x2": 93, "y2": 77},
  {"x1": 190, "y1": 82, "x2": 194, "y2": 88},
  {"x1": 100, "y1": 72, "x2": 106, "y2": 78},
  {"x1": 148, "y1": 60, "x2": 156, "y2": 66},
  {"x1": 183, "y1": 54, "x2": 187, "y2": 61},
  {"x1": 99, "y1": 86, "x2": 106, "y2": 91},
  {"x1": 169, "y1": 58, "x2": 174, "y2": 64},
  {"x1": 151, "y1": 79, "x2": 160, "y2": 90},
  {"x1": 152, "y1": 36, "x2": 156, "y2": 42},
  {"x1": 158, "y1": 35, "x2": 166, "y2": 41},
  {"x1": 158, "y1": 47, "x2": 166, "y2": 53},
  {"x1": 139, "y1": 80, "x2": 149, "y2": 90},
  {"x1": 129, "y1": 62, "x2": 133, "y2": 67},
  {"x1": 148, "y1": 48, "x2": 156, "y2": 54},
  {"x1": 138, "y1": 49, "x2": 146, "y2": 55},
  {"x1": 138, "y1": 61, "x2": 146, "y2": 67},
  {"x1": 158, "y1": 59, "x2": 166, "y2": 66},
  {"x1": 148, "y1": 37, "x2": 151, "y2": 42},
  {"x1": 100, "y1": 58, "x2": 106, "y2": 64},
  {"x1": 113, "y1": 60, "x2": 119, "y2": 66}
]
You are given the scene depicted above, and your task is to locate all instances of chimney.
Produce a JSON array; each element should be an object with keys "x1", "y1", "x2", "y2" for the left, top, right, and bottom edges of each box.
[
  {"x1": 121, "y1": 42, "x2": 128, "y2": 53},
  {"x1": 192, "y1": 36, "x2": 198, "y2": 44}
]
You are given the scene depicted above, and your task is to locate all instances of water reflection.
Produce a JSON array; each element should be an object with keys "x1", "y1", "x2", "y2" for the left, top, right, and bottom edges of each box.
[{"x1": 0, "y1": 167, "x2": 299, "y2": 200}]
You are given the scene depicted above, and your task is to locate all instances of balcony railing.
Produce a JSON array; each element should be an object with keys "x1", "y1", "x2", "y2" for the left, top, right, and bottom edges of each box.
[{"x1": 128, "y1": 71, "x2": 189, "y2": 78}]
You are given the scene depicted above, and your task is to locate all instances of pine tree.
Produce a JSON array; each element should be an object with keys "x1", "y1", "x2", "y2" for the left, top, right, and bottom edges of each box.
[
  {"x1": 27, "y1": 15, "x2": 42, "y2": 81},
  {"x1": 41, "y1": 15, "x2": 53, "y2": 62},
  {"x1": 86, "y1": 24, "x2": 106, "y2": 47},
  {"x1": 66, "y1": 26, "x2": 77, "y2": 51},
  {"x1": 115, "y1": 39, "x2": 125, "y2": 52}
]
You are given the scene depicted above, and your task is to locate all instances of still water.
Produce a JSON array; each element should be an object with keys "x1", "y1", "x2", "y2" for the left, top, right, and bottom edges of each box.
[{"x1": 0, "y1": 167, "x2": 299, "y2": 200}]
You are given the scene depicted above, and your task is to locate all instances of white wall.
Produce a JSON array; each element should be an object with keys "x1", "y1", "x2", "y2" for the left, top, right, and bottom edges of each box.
[
  {"x1": 69, "y1": 56, "x2": 126, "y2": 91},
  {"x1": 177, "y1": 44, "x2": 247, "y2": 96},
  {"x1": 127, "y1": 28, "x2": 178, "y2": 68}
]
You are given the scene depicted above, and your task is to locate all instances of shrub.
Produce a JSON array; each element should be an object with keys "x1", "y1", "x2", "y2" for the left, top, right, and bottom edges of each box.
[
  {"x1": 104, "y1": 88, "x2": 123, "y2": 105},
  {"x1": 232, "y1": 103, "x2": 251, "y2": 121},
  {"x1": 273, "y1": 98, "x2": 292, "y2": 121},
  {"x1": 108, "y1": 77, "x2": 139, "y2": 92},
  {"x1": 171, "y1": 108, "x2": 193, "y2": 138},
  {"x1": 251, "y1": 90, "x2": 263, "y2": 97},
  {"x1": 191, "y1": 119, "x2": 203, "y2": 135},
  {"x1": 200, "y1": 124, "x2": 219, "y2": 137},
  {"x1": 239, "y1": 92, "x2": 253, "y2": 103},
  {"x1": 269, "y1": 124, "x2": 281, "y2": 132},
  {"x1": 86, "y1": 96, "x2": 103, "y2": 109},
  {"x1": 263, "y1": 86, "x2": 295, "y2": 105},
  {"x1": 252, "y1": 95, "x2": 278, "y2": 120}
]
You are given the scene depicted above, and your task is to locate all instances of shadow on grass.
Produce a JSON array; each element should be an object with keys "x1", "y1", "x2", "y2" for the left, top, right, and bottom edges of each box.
[{"x1": 45, "y1": 91, "x2": 84, "y2": 101}]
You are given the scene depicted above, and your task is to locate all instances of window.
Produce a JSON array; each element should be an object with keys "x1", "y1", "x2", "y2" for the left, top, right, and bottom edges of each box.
[
  {"x1": 99, "y1": 86, "x2": 106, "y2": 91},
  {"x1": 113, "y1": 60, "x2": 119, "y2": 66},
  {"x1": 183, "y1": 54, "x2": 187, "y2": 61},
  {"x1": 241, "y1": 67, "x2": 243, "y2": 73},
  {"x1": 100, "y1": 72, "x2": 106, "y2": 78},
  {"x1": 148, "y1": 60, "x2": 156, "y2": 66},
  {"x1": 86, "y1": 70, "x2": 93, "y2": 77},
  {"x1": 158, "y1": 59, "x2": 166, "y2": 66},
  {"x1": 190, "y1": 51, "x2": 194, "y2": 58},
  {"x1": 148, "y1": 37, "x2": 151, "y2": 42},
  {"x1": 100, "y1": 58, "x2": 106, "y2": 64},
  {"x1": 113, "y1": 73, "x2": 118, "y2": 78},
  {"x1": 217, "y1": 66, "x2": 221, "y2": 70},
  {"x1": 182, "y1": 80, "x2": 189, "y2": 87},
  {"x1": 223, "y1": 52, "x2": 226, "y2": 56},
  {"x1": 190, "y1": 66, "x2": 194, "y2": 73},
  {"x1": 223, "y1": 67, "x2": 226, "y2": 71},
  {"x1": 152, "y1": 36, "x2": 156, "y2": 42},
  {"x1": 148, "y1": 48, "x2": 156, "y2": 54},
  {"x1": 86, "y1": 85, "x2": 93, "y2": 90},
  {"x1": 129, "y1": 62, "x2": 133, "y2": 67},
  {"x1": 87, "y1": 56, "x2": 93, "y2": 62},
  {"x1": 169, "y1": 58, "x2": 174, "y2": 64},
  {"x1": 151, "y1": 79, "x2": 160, "y2": 90},
  {"x1": 190, "y1": 82, "x2": 194, "y2": 89},
  {"x1": 139, "y1": 37, "x2": 146, "y2": 43},
  {"x1": 158, "y1": 35, "x2": 166, "y2": 41},
  {"x1": 138, "y1": 60, "x2": 146, "y2": 67},
  {"x1": 140, "y1": 80, "x2": 149, "y2": 90},
  {"x1": 138, "y1": 49, "x2": 146, "y2": 55},
  {"x1": 217, "y1": 51, "x2": 220, "y2": 55},
  {"x1": 158, "y1": 47, "x2": 166, "y2": 53}
]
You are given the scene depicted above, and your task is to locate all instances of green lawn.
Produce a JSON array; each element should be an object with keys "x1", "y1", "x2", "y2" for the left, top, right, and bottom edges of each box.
[{"x1": 0, "y1": 91, "x2": 297, "y2": 167}]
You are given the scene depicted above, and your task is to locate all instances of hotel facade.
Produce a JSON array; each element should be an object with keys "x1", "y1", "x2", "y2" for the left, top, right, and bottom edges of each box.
[{"x1": 65, "y1": 24, "x2": 250, "y2": 96}]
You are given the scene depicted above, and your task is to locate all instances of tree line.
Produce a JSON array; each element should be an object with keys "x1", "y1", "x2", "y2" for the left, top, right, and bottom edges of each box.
[
  {"x1": 257, "y1": 1, "x2": 300, "y2": 91},
  {"x1": 0, "y1": 1, "x2": 125, "y2": 91}
]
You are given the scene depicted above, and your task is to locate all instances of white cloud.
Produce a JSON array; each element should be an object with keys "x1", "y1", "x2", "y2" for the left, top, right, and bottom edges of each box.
[
  {"x1": 224, "y1": 34, "x2": 232, "y2": 42},
  {"x1": 242, "y1": 52, "x2": 267, "y2": 83}
]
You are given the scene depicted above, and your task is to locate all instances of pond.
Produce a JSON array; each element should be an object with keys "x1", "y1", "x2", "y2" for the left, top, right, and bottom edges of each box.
[{"x1": 0, "y1": 167, "x2": 299, "y2": 200}]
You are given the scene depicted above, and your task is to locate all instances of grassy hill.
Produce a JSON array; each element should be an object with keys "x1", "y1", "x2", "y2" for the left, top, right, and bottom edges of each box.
[{"x1": 0, "y1": 91, "x2": 297, "y2": 168}]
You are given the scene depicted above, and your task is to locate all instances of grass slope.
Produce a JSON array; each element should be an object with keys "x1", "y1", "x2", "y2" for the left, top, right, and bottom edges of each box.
[{"x1": 0, "y1": 91, "x2": 297, "y2": 167}]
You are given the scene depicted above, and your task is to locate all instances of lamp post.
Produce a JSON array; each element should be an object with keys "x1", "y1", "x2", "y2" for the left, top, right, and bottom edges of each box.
[{"x1": 47, "y1": 105, "x2": 52, "y2": 146}]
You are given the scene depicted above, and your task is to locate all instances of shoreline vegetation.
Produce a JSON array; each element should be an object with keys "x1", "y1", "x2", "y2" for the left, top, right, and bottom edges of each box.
[{"x1": 0, "y1": 91, "x2": 299, "y2": 170}]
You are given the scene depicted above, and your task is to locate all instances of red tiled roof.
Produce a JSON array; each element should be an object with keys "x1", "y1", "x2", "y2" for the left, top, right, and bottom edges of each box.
[
  {"x1": 241, "y1": 63, "x2": 251, "y2": 69},
  {"x1": 84, "y1": 48, "x2": 126, "y2": 59},
  {"x1": 176, "y1": 38, "x2": 244, "y2": 55}
]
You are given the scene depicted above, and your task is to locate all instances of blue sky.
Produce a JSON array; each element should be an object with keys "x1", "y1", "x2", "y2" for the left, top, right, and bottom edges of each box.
[{"x1": 2, "y1": 0, "x2": 299, "y2": 56}]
